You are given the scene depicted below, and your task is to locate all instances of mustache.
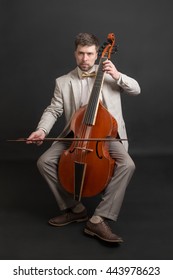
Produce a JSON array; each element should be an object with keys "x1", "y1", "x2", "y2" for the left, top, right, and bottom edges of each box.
[{"x1": 77, "y1": 64, "x2": 94, "y2": 70}]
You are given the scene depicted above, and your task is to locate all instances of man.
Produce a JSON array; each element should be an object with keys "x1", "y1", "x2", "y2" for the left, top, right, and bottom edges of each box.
[{"x1": 27, "y1": 33, "x2": 141, "y2": 243}]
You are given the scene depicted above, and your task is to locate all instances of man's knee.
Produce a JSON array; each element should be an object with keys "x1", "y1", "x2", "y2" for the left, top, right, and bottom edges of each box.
[
  {"x1": 37, "y1": 152, "x2": 58, "y2": 175},
  {"x1": 126, "y1": 157, "x2": 136, "y2": 174},
  {"x1": 37, "y1": 155, "x2": 46, "y2": 173}
]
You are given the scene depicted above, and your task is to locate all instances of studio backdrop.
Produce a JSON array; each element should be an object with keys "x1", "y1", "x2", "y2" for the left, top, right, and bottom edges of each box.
[{"x1": 1, "y1": 0, "x2": 173, "y2": 160}]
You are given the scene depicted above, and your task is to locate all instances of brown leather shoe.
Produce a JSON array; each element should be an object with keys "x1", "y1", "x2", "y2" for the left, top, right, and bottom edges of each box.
[
  {"x1": 48, "y1": 209, "x2": 88, "y2": 227},
  {"x1": 84, "y1": 220, "x2": 123, "y2": 243}
]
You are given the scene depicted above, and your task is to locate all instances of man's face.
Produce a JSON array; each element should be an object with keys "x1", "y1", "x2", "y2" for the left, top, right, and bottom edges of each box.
[{"x1": 74, "y1": 45, "x2": 98, "y2": 72}]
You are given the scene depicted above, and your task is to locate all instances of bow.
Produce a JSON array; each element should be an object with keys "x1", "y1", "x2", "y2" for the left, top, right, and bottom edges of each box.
[{"x1": 81, "y1": 71, "x2": 96, "y2": 78}]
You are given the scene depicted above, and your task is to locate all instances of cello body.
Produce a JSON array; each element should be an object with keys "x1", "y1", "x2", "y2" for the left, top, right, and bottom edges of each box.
[{"x1": 58, "y1": 102, "x2": 118, "y2": 199}]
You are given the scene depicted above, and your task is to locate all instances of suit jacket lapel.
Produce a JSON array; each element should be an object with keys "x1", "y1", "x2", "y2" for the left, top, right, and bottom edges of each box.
[{"x1": 70, "y1": 68, "x2": 81, "y2": 110}]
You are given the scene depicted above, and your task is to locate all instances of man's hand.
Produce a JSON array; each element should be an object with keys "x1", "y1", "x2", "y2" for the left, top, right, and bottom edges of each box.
[
  {"x1": 102, "y1": 60, "x2": 120, "y2": 80},
  {"x1": 26, "y1": 129, "x2": 46, "y2": 146}
]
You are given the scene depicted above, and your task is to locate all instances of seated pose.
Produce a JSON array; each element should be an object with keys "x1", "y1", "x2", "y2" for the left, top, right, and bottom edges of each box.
[{"x1": 27, "y1": 32, "x2": 141, "y2": 243}]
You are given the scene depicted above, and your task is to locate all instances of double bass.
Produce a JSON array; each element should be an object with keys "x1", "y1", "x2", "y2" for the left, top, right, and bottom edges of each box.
[{"x1": 58, "y1": 33, "x2": 118, "y2": 201}]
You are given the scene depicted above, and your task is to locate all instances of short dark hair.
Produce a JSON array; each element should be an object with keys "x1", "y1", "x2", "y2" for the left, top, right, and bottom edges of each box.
[{"x1": 74, "y1": 33, "x2": 99, "y2": 51}]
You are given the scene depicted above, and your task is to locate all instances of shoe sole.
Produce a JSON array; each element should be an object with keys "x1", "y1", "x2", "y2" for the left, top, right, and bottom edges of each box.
[
  {"x1": 48, "y1": 216, "x2": 88, "y2": 227},
  {"x1": 84, "y1": 228, "x2": 123, "y2": 243}
]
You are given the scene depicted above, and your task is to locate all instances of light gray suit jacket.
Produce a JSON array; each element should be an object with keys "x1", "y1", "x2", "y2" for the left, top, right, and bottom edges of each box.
[{"x1": 37, "y1": 66, "x2": 141, "y2": 151}]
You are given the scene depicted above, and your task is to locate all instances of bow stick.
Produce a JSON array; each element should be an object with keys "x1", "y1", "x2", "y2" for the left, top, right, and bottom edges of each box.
[{"x1": 7, "y1": 137, "x2": 128, "y2": 142}]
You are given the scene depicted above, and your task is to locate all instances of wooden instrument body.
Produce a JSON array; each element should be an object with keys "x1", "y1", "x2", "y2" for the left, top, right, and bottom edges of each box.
[{"x1": 58, "y1": 101, "x2": 118, "y2": 198}]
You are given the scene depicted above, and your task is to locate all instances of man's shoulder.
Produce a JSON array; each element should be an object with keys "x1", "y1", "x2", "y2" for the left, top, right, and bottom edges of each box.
[{"x1": 56, "y1": 68, "x2": 78, "y2": 83}]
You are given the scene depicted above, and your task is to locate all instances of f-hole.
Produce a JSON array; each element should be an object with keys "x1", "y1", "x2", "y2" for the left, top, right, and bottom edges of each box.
[{"x1": 96, "y1": 141, "x2": 103, "y2": 159}]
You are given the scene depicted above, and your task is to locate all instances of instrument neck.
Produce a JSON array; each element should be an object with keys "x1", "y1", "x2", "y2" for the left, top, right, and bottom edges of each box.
[{"x1": 83, "y1": 57, "x2": 107, "y2": 126}]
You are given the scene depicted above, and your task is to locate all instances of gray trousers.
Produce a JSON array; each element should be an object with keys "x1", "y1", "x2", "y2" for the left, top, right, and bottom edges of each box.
[{"x1": 37, "y1": 140, "x2": 135, "y2": 221}]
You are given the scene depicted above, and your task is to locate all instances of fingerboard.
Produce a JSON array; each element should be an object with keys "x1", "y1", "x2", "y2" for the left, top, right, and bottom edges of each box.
[{"x1": 83, "y1": 57, "x2": 107, "y2": 126}]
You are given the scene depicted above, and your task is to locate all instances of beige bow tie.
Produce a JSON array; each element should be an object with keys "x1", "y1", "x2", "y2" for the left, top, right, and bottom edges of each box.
[{"x1": 81, "y1": 71, "x2": 96, "y2": 78}]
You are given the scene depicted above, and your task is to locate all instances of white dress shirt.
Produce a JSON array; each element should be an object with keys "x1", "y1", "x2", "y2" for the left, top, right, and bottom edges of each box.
[{"x1": 77, "y1": 65, "x2": 103, "y2": 107}]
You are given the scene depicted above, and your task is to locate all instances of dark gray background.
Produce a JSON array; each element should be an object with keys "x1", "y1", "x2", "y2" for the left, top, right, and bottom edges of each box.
[
  {"x1": 1, "y1": 0, "x2": 172, "y2": 160},
  {"x1": 0, "y1": 0, "x2": 173, "y2": 261}
]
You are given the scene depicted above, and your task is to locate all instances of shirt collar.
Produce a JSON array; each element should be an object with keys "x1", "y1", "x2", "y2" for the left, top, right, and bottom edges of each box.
[{"x1": 77, "y1": 65, "x2": 97, "y2": 80}]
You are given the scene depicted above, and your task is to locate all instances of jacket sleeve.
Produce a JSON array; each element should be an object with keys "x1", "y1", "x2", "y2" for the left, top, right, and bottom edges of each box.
[
  {"x1": 117, "y1": 73, "x2": 141, "y2": 96},
  {"x1": 36, "y1": 79, "x2": 64, "y2": 134}
]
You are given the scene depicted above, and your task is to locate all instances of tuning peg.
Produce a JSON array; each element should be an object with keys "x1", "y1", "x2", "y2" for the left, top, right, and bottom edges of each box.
[
  {"x1": 98, "y1": 42, "x2": 109, "y2": 56},
  {"x1": 111, "y1": 45, "x2": 118, "y2": 54},
  {"x1": 102, "y1": 41, "x2": 109, "y2": 47},
  {"x1": 98, "y1": 41, "x2": 118, "y2": 57}
]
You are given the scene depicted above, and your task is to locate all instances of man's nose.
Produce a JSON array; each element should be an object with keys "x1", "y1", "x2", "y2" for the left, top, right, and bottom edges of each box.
[{"x1": 82, "y1": 54, "x2": 88, "y2": 61}]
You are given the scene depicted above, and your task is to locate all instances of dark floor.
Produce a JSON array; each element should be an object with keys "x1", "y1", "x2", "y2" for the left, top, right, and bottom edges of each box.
[{"x1": 0, "y1": 155, "x2": 173, "y2": 260}]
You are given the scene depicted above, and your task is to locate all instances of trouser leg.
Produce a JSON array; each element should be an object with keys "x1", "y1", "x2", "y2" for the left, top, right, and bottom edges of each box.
[
  {"x1": 37, "y1": 141, "x2": 79, "y2": 211},
  {"x1": 94, "y1": 141, "x2": 135, "y2": 221}
]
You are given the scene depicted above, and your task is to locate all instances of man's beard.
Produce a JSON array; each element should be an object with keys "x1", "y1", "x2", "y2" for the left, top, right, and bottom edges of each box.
[{"x1": 78, "y1": 64, "x2": 94, "y2": 72}]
